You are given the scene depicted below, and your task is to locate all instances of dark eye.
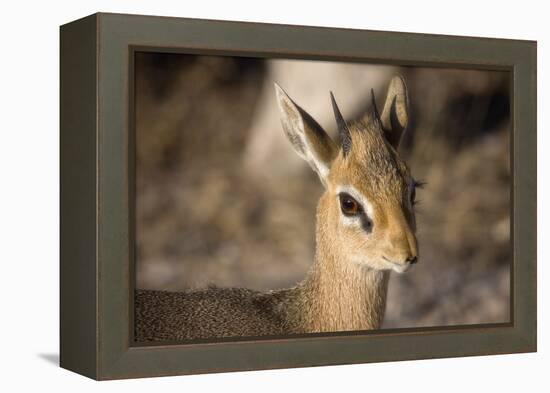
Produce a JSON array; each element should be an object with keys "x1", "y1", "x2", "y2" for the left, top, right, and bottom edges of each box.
[{"x1": 339, "y1": 193, "x2": 361, "y2": 216}]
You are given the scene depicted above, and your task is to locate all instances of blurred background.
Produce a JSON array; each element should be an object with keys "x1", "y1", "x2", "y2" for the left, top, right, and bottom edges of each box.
[{"x1": 134, "y1": 52, "x2": 511, "y2": 328}]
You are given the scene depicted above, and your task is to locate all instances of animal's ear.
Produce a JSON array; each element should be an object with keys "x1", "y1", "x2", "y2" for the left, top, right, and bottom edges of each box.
[
  {"x1": 274, "y1": 83, "x2": 337, "y2": 186},
  {"x1": 380, "y1": 76, "x2": 410, "y2": 149}
]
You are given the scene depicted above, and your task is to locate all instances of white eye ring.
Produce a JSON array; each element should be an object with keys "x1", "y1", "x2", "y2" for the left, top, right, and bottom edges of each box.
[{"x1": 335, "y1": 185, "x2": 374, "y2": 227}]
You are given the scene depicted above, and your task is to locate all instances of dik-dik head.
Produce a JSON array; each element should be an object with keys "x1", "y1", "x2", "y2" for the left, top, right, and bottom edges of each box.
[{"x1": 275, "y1": 76, "x2": 419, "y2": 273}]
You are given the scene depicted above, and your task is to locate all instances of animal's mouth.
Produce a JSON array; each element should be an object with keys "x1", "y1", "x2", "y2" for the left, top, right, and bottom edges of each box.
[{"x1": 382, "y1": 256, "x2": 413, "y2": 273}]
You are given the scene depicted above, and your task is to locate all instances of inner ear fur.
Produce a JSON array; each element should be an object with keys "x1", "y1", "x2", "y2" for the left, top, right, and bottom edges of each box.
[{"x1": 274, "y1": 83, "x2": 337, "y2": 184}]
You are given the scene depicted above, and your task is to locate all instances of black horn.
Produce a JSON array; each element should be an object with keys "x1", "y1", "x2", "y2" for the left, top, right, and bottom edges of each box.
[
  {"x1": 330, "y1": 92, "x2": 351, "y2": 156},
  {"x1": 370, "y1": 88, "x2": 382, "y2": 128}
]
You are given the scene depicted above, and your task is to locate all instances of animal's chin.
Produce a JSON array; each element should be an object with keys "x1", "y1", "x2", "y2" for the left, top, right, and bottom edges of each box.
[
  {"x1": 351, "y1": 256, "x2": 411, "y2": 273},
  {"x1": 391, "y1": 263, "x2": 411, "y2": 274},
  {"x1": 380, "y1": 256, "x2": 413, "y2": 273}
]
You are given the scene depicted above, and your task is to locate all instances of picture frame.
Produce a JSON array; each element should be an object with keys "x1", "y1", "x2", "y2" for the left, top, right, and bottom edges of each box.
[{"x1": 60, "y1": 12, "x2": 536, "y2": 380}]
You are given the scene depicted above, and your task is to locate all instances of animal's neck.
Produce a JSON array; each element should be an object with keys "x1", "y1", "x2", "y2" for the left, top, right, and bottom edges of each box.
[{"x1": 290, "y1": 213, "x2": 390, "y2": 333}]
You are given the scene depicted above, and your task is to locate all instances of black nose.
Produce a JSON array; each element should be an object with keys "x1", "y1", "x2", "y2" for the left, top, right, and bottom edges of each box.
[{"x1": 406, "y1": 256, "x2": 418, "y2": 265}]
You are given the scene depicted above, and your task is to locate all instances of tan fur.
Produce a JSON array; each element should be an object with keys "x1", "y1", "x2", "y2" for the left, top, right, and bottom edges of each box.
[
  {"x1": 326, "y1": 117, "x2": 418, "y2": 270},
  {"x1": 135, "y1": 76, "x2": 418, "y2": 342}
]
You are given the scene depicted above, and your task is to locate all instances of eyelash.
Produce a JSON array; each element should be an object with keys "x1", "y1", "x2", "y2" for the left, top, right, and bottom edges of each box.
[{"x1": 411, "y1": 180, "x2": 426, "y2": 206}]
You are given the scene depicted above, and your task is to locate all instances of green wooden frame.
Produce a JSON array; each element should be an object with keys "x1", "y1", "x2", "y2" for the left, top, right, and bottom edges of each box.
[{"x1": 60, "y1": 12, "x2": 537, "y2": 380}]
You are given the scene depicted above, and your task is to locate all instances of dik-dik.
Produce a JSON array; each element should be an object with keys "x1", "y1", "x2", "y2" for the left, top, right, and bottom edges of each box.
[{"x1": 135, "y1": 76, "x2": 420, "y2": 342}]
